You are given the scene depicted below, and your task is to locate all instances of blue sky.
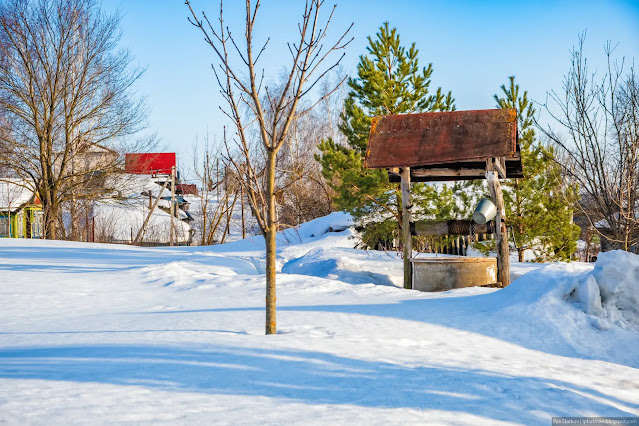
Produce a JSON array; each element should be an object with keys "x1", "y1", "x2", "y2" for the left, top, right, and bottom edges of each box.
[{"x1": 101, "y1": 0, "x2": 639, "y2": 171}]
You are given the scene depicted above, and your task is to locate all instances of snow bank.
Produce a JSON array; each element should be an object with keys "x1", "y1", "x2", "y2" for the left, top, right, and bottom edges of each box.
[
  {"x1": 278, "y1": 211, "x2": 353, "y2": 243},
  {"x1": 204, "y1": 211, "x2": 354, "y2": 254},
  {"x1": 448, "y1": 252, "x2": 638, "y2": 366},
  {"x1": 567, "y1": 250, "x2": 639, "y2": 331},
  {"x1": 282, "y1": 247, "x2": 403, "y2": 287}
]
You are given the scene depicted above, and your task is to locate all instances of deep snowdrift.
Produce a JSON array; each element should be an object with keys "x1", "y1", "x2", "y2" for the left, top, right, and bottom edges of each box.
[
  {"x1": 567, "y1": 250, "x2": 639, "y2": 331},
  {"x1": 194, "y1": 212, "x2": 639, "y2": 366},
  {"x1": 451, "y1": 257, "x2": 639, "y2": 367},
  {"x1": 282, "y1": 247, "x2": 403, "y2": 287}
]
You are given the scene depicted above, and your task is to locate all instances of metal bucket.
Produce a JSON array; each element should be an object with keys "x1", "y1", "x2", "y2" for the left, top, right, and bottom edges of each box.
[{"x1": 472, "y1": 198, "x2": 497, "y2": 224}]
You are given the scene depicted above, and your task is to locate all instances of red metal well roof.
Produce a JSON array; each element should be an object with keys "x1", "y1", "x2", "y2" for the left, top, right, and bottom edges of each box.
[{"x1": 366, "y1": 109, "x2": 518, "y2": 168}]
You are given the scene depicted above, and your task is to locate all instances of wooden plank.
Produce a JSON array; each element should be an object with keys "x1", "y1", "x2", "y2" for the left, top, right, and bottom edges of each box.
[
  {"x1": 411, "y1": 167, "x2": 487, "y2": 178},
  {"x1": 367, "y1": 108, "x2": 517, "y2": 169},
  {"x1": 486, "y1": 170, "x2": 510, "y2": 287},
  {"x1": 401, "y1": 167, "x2": 412, "y2": 290},
  {"x1": 412, "y1": 220, "x2": 449, "y2": 236},
  {"x1": 386, "y1": 151, "x2": 523, "y2": 182},
  {"x1": 492, "y1": 157, "x2": 507, "y2": 179},
  {"x1": 412, "y1": 220, "x2": 493, "y2": 236}
]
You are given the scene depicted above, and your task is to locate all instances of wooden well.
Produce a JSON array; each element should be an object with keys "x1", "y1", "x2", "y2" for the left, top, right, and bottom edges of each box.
[
  {"x1": 365, "y1": 108, "x2": 523, "y2": 290},
  {"x1": 411, "y1": 257, "x2": 497, "y2": 292}
]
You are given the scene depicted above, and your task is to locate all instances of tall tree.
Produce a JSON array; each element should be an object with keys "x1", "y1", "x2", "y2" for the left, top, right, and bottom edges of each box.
[
  {"x1": 0, "y1": 0, "x2": 146, "y2": 239},
  {"x1": 317, "y1": 22, "x2": 455, "y2": 247},
  {"x1": 186, "y1": 0, "x2": 352, "y2": 334},
  {"x1": 541, "y1": 35, "x2": 639, "y2": 252},
  {"x1": 495, "y1": 76, "x2": 580, "y2": 261}
]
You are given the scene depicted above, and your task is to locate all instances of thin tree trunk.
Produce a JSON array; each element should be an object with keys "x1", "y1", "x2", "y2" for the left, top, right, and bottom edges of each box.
[
  {"x1": 265, "y1": 150, "x2": 277, "y2": 335},
  {"x1": 518, "y1": 223, "x2": 525, "y2": 262},
  {"x1": 241, "y1": 184, "x2": 246, "y2": 239},
  {"x1": 70, "y1": 197, "x2": 77, "y2": 241},
  {"x1": 224, "y1": 167, "x2": 230, "y2": 239},
  {"x1": 45, "y1": 198, "x2": 58, "y2": 240}
]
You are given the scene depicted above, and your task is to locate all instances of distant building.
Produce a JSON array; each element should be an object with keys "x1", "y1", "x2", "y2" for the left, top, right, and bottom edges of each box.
[
  {"x1": 176, "y1": 184, "x2": 198, "y2": 196},
  {"x1": 0, "y1": 179, "x2": 44, "y2": 238},
  {"x1": 594, "y1": 213, "x2": 639, "y2": 254},
  {"x1": 54, "y1": 142, "x2": 119, "y2": 176},
  {"x1": 72, "y1": 143, "x2": 118, "y2": 173}
]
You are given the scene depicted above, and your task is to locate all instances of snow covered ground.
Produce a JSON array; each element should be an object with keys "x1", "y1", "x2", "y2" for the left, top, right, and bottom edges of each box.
[{"x1": 1, "y1": 213, "x2": 638, "y2": 425}]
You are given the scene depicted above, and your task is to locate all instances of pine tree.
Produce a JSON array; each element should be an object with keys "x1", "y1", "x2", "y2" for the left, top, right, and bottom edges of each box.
[
  {"x1": 495, "y1": 76, "x2": 580, "y2": 261},
  {"x1": 317, "y1": 23, "x2": 455, "y2": 247}
]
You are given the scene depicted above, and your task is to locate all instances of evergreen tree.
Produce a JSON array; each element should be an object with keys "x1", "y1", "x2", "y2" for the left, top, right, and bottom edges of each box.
[
  {"x1": 494, "y1": 76, "x2": 580, "y2": 261},
  {"x1": 317, "y1": 23, "x2": 456, "y2": 248}
]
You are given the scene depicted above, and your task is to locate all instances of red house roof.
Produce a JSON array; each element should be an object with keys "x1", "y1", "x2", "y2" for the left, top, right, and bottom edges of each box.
[{"x1": 125, "y1": 153, "x2": 176, "y2": 175}]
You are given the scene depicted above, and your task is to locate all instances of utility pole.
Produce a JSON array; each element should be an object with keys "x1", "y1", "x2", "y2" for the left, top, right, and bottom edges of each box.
[{"x1": 170, "y1": 166, "x2": 176, "y2": 246}]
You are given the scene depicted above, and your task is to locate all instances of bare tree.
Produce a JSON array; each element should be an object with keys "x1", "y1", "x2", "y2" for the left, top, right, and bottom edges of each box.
[
  {"x1": 186, "y1": 0, "x2": 352, "y2": 334},
  {"x1": 252, "y1": 70, "x2": 345, "y2": 229},
  {"x1": 0, "y1": 0, "x2": 147, "y2": 239},
  {"x1": 541, "y1": 34, "x2": 639, "y2": 252},
  {"x1": 190, "y1": 137, "x2": 241, "y2": 245},
  {"x1": 276, "y1": 101, "x2": 337, "y2": 227}
]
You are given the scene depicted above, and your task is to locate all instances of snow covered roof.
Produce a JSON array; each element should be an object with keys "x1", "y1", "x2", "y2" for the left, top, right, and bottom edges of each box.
[
  {"x1": 0, "y1": 179, "x2": 37, "y2": 211},
  {"x1": 81, "y1": 142, "x2": 117, "y2": 154},
  {"x1": 109, "y1": 174, "x2": 173, "y2": 199}
]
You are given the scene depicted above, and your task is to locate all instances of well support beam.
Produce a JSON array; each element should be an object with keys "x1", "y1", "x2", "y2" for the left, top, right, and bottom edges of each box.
[
  {"x1": 401, "y1": 167, "x2": 412, "y2": 290},
  {"x1": 486, "y1": 168, "x2": 510, "y2": 287}
]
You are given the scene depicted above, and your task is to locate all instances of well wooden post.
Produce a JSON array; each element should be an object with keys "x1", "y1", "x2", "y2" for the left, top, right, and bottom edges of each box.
[
  {"x1": 401, "y1": 167, "x2": 412, "y2": 289},
  {"x1": 486, "y1": 159, "x2": 510, "y2": 287}
]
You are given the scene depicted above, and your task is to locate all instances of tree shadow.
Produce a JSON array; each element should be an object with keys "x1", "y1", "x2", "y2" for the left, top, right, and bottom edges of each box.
[
  {"x1": 0, "y1": 246, "x2": 258, "y2": 275},
  {"x1": 0, "y1": 263, "x2": 129, "y2": 274},
  {"x1": 0, "y1": 344, "x2": 635, "y2": 424},
  {"x1": 133, "y1": 292, "x2": 639, "y2": 370}
]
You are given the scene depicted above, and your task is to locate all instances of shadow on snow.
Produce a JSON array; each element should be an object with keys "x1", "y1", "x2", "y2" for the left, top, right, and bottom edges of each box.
[{"x1": 0, "y1": 344, "x2": 635, "y2": 424}]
